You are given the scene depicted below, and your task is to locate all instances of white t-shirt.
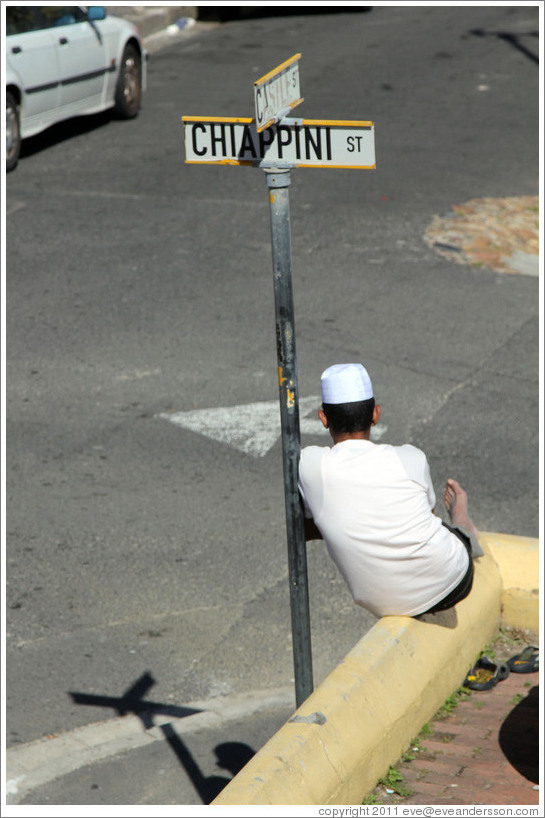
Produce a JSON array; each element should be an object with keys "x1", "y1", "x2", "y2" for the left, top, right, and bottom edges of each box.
[{"x1": 298, "y1": 439, "x2": 470, "y2": 618}]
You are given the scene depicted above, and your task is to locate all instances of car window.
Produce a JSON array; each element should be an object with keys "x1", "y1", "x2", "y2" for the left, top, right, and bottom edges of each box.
[
  {"x1": 39, "y1": 6, "x2": 88, "y2": 28},
  {"x1": 6, "y1": 6, "x2": 88, "y2": 34},
  {"x1": 6, "y1": 7, "x2": 42, "y2": 35}
]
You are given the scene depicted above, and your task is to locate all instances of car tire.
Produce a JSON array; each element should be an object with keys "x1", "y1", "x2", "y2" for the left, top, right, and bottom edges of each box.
[
  {"x1": 6, "y1": 91, "x2": 21, "y2": 172},
  {"x1": 114, "y1": 43, "x2": 141, "y2": 118}
]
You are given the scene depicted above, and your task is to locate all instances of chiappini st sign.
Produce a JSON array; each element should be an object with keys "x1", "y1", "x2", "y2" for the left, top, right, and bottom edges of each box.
[{"x1": 183, "y1": 116, "x2": 375, "y2": 169}]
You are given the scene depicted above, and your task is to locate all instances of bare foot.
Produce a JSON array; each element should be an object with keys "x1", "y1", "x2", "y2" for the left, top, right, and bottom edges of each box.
[{"x1": 444, "y1": 478, "x2": 479, "y2": 539}]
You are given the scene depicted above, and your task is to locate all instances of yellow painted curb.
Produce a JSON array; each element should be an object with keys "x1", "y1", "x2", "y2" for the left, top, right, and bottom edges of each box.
[
  {"x1": 213, "y1": 545, "x2": 502, "y2": 805},
  {"x1": 479, "y1": 531, "x2": 539, "y2": 632}
]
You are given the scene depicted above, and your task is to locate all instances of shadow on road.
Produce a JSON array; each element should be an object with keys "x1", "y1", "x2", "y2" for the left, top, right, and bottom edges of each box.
[
  {"x1": 198, "y1": 6, "x2": 372, "y2": 23},
  {"x1": 470, "y1": 28, "x2": 539, "y2": 65},
  {"x1": 69, "y1": 670, "x2": 256, "y2": 803},
  {"x1": 69, "y1": 670, "x2": 202, "y2": 729},
  {"x1": 19, "y1": 109, "x2": 126, "y2": 163},
  {"x1": 161, "y1": 724, "x2": 254, "y2": 803}
]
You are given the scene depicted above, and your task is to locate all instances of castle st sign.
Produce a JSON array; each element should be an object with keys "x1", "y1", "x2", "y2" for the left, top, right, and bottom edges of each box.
[{"x1": 254, "y1": 53, "x2": 303, "y2": 132}]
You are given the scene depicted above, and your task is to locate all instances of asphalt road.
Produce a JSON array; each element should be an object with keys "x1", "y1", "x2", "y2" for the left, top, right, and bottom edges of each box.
[{"x1": 5, "y1": 5, "x2": 539, "y2": 749}]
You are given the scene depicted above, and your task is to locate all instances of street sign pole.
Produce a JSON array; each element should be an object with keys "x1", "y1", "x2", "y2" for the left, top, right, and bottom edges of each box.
[
  {"x1": 182, "y1": 52, "x2": 375, "y2": 709},
  {"x1": 265, "y1": 167, "x2": 313, "y2": 707}
]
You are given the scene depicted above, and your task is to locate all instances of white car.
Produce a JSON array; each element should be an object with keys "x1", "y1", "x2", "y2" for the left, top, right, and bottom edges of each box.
[{"x1": 5, "y1": 5, "x2": 147, "y2": 171}]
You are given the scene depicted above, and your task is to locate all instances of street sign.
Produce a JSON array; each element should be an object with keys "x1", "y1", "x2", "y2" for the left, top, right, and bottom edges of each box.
[
  {"x1": 182, "y1": 117, "x2": 376, "y2": 169},
  {"x1": 254, "y1": 53, "x2": 303, "y2": 132}
]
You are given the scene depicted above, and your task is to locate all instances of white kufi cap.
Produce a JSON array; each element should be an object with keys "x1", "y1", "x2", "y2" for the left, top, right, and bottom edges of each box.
[{"x1": 321, "y1": 363, "x2": 373, "y2": 404}]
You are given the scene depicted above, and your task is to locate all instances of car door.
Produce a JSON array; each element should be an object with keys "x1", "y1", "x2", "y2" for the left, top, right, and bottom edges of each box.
[
  {"x1": 6, "y1": 6, "x2": 61, "y2": 132},
  {"x1": 41, "y1": 6, "x2": 106, "y2": 112}
]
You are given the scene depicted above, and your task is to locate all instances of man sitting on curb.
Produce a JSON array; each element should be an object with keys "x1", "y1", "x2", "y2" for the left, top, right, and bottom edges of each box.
[{"x1": 298, "y1": 363, "x2": 483, "y2": 618}]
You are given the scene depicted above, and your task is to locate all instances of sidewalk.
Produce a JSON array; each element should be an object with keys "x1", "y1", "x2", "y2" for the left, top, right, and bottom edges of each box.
[
  {"x1": 367, "y1": 636, "x2": 540, "y2": 806},
  {"x1": 104, "y1": 5, "x2": 217, "y2": 56},
  {"x1": 105, "y1": 6, "x2": 198, "y2": 39},
  {"x1": 424, "y1": 195, "x2": 539, "y2": 277}
]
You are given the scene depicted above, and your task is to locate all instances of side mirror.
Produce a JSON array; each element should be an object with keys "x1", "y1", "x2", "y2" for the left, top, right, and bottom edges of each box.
[{"x1": 87, "y1": 7, "x2": 106, "y2": 22}]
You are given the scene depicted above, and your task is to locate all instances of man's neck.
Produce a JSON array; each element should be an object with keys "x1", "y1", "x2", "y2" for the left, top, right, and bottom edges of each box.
[{"x1": 332, "y1": 430, "x2": 371, "y2": 445}]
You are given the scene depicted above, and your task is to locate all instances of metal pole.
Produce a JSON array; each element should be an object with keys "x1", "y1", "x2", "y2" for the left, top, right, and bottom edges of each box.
[{"x1": 265, "y1": 167, "x2": 313, "y2": 707}]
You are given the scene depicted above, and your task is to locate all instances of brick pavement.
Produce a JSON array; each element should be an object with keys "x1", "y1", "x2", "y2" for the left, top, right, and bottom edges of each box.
[
  {"x1": 369, "y1": 651, "x2": 539, "y2": 806},
  {"x1": 423, "y1": 196, "x2": 539, "y2": 276}
]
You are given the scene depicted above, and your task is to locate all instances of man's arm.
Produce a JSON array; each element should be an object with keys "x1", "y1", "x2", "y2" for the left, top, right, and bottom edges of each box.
[{"x1": 298, "y1": 455, "x2": 323, "y2": 541}]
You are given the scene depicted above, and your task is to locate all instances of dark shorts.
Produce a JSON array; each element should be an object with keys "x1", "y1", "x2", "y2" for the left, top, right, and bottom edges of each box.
[{"x1": 420, "y1": 523, "x2": 474, "y2": 615}]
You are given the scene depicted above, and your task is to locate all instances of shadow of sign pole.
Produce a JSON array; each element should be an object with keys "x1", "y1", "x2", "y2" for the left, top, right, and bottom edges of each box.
[
  {"x1": 265, "y1": 166, "x2": 313, "y2": 707},
  {"x1": 69, "y1": 671, "x2": 202, "y2": 729},
  {"x1": 70, "y1": 672, "x2": 256, "y2": 803}
]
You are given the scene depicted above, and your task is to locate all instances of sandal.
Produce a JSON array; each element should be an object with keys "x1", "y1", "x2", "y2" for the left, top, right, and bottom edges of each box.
[
  {"x1": 464, "y1": 656, "x2": 510, "y2": 690},
  {"x1": 507, "y1": 645, "x2": 539, "y2": 673}
]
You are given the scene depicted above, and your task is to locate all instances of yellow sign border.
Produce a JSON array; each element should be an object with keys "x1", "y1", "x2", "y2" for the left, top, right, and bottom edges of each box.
[
  {"x1": 182, "y1": 116, "x2": 374, "y2": 128},
  {"x1": 253, "y1": 53, "x2": 302, "y2": 88},
  {"x1": 184, "y1": 160, "x2": 376, "y2": 170}
]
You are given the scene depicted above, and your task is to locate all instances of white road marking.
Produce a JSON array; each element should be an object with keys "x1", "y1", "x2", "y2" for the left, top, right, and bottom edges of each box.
[
  {"x1": 160, "y1": 398, "x2": 387, "y2": 456},
  {"x1": 161, "y1": 396, "x2": 320, "y2": 457},
  {"x1": 6, "y1": 200, "x2": 26, "y2": 216},
  {"x1": 115, "y1": 367, "x2": 162, "y2": 381},
  {"x1": 51, "y1": 189, "x2": 146, "y2": 199}
]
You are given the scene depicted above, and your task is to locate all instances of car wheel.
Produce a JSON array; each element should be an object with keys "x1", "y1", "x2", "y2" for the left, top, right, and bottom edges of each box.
[
  {"x1": 6, "y1": 91, "x2": 21, "y2": 172},
  {"x1": 114, "y1": 43, "x2": 141, "y2": 118}
]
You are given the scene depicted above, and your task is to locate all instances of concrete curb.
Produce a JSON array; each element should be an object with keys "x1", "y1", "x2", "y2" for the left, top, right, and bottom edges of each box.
[
  {"x1": 480, "y1": 531, "x2": 539, "y2": 632},
  {"x1": 212, "y1": 533, "x2": 538, "y2": 805}
]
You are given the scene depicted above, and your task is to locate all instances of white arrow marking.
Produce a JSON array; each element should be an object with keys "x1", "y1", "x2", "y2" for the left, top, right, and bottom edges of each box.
[{"x1": 160, "y1": 397, "x2": 387, "y2": 457}]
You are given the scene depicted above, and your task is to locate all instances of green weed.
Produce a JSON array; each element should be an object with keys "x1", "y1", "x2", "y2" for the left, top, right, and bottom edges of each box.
[
  {"x1": 379, "y1": 766, "x2": 414, "y2": 798},
  {"x1": 478, "y1": 641, "x2": 496, "y2": 660},
  {"x1": 434, "y1": 686, "x2": 471, "y2": 720},
  {"x1": 401, "y1": 736, "x2": 425, "y2": 762}
]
